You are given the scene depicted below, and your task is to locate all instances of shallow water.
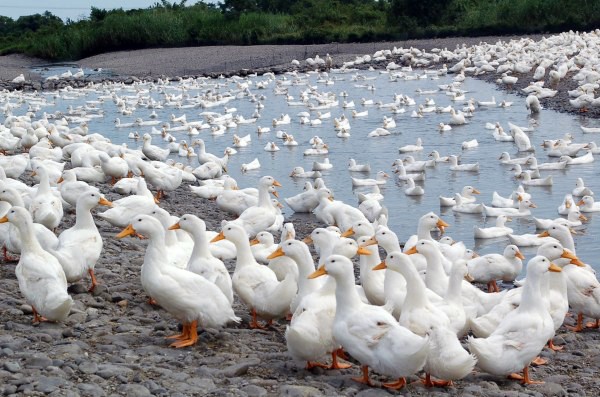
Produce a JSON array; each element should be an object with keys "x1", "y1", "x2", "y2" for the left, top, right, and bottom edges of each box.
[{"x1": 28, "y1": 69, "x2": 600, "y2": 273}]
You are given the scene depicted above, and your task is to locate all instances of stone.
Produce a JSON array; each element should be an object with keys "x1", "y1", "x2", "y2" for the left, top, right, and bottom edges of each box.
[
  {"x1": 35, "y1": 376, "x2": 66, "y2": 393},
  {"x1": 117, "y1": 384, "x2": 151, "y2": 397},
  {"x1": 4, "y1": 361, "x2": 20, "y2": 373},
  {"x1": 96, "y1": 364, "x2": 133, "y2": 379},
  {"x1": 354, "y1": 390, "x2": 394, "y2": 397},
  {"x1": 221, "y1": 359, "x2": 260, "y2": 377},
  {"x1": 537, "y1": 382, "x2": 567, "y2": 396},
  {"x1": 25, "y1": 353, "x2": 53, "y2": 368},
  {"x1": 79, "y1": 361, "x2": 99, "y2": 374},
  {"x1": 242, "y1": 385, "x2": 268, "y2": 397},
  {"x1": 280, "y1": 385, "x2": 323, "y2": 397}
]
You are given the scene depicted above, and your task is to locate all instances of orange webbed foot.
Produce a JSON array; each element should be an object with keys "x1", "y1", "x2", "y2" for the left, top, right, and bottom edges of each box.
[{"x1": 383, "y1": 378, "x2": 406, "y2": 390}]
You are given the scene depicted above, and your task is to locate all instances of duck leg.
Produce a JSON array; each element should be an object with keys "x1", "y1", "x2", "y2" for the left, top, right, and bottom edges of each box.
[
  {"x1": 487, "y1": 280, "x2": 499, "y2": 293},
  {"x1": 3, "y1": 246, "x2": 19, "y2": 262},
  {"x1": 531, "y1": 357, "x2": 547, "y2": 366},
  {"x1": 383, "y1": 377, "x2": 406, "y2": 390},
  {"x1": 567, "y1": 313, "x2": 584, "y2": 332},
  {"x1": 170, "y1": 320, "x2": 199, "y2": 348},
  {"x1": 521, "y1": 365, "x2": 543, "y2": 385},
  {"x1": 586, "y1": 319, "x2": 600, "y2": 329},
  {"x1": 329, "y1": 350, "x2": 351, "y2": 369},
  {"x1": 249, "y1": 309, "x2": 267, "y2": 329},
  {"x1": 87, "y1": 269, "x2": 98, "y2": 292},
  {"x1": 31, "y1": 307, "x2": 48, "y2": 324},
  {"x1": 305, "y1": 361, "x2": 329, "y2": 370},
  {"x1": 351, "y1": 365, "x2": 373, "y2": 386},
  {"x1": 167, "y1": 323, "x2": 189, "y2": 341},
  {"x1": 547, "y1": 339, "x2": 564, "y2": 351},
  {"x1": 423, "y1": 373, "x2": 453, "y2": 387}
]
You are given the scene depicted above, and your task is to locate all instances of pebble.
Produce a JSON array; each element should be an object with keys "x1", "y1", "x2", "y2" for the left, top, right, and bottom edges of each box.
[
  {"x1": 25, "y1": 353, "x2": 53, "y2": 369},
  {"x1": 242, "y1": 384, "x2": 268, "y2": 397},
  {"x1": 280, "y1": 385, "x2": 323, "y2": 397},
  {"x1": 3, "y1": 361, "x2": 20, "y2": 373},
  {"x1": 117, "y1": 384, "x2": 151, "y2": 397},
  {"x1": 35, "y1": 376, "x2": 66, "y2": 393},
  {"x1": 221, "y1": 359, "x2": 261, "y2": 377}
]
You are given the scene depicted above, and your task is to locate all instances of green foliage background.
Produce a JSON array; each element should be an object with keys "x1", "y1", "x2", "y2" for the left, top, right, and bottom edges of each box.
[{"x1": 0, "y1": 0, "x2": 599, "y2": 61}]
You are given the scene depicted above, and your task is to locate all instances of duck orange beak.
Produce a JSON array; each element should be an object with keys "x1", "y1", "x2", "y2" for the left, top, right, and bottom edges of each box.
[
  {"x1": 210, "y1": 231, "x2": 225, "y2": 243},
  {"x1": 436, "y1": 219, "x2": 449, "y2": 230},
  {"x1": 0, "y1": 215, "x2": 8, "y2": 224},
  {"x1": 308, "y1": 265, "x2": 327, "y2": 279},
  {"x1": 168, "y1": 222, "x2": 180, "y2": 230},
  {"x1": 249, "y1": 238, "x2": 260, "y2": 246},
  {"x1": 405, "y1": 246, "x2": 418, "y2": 255},
  {"x1": 548, "y1": 263, "x2": 562, "y2": 272},
  {"x1": 577, "y1": 199, "x2": 585, "y2": 206},
  {"x1": 267, "y1": 247, "x2": 285, "y2": 260},
  {"x1": 579, "y1": 214, "x2": 588, "y2": 221},
  {"x1": 356, "y1": 246, "x2": 371, "y2": 255},
  {"x1": 116, "y1": 224, "x2": 136, "y2": 239},
  {"x1": 341, "y1": 228, "x2": 354, "y2": 237},
  {"x1": 98, "y1": 197, "x2": 113, "y2": 207},
  {"x1": 538, "y1": 230, "x2": 550, "y2": 237},
  {"x1": 472, "y1": 188, "x2": 481, "y2": 194},
  {"x1": 57, "y1": 176, "x2": 64, "y2": 183},
  {"x1": 515, "y1": 251, "x2": 525, "y2": 260},
  {"x1": 362, "y1": 236, "x2": 378, "y2": 247},
  {"x1": 273, "y1": 180, "x2": 282, "y2": 187},
  {"x1": 302, "y1": 236, "x2": 313, "y2": 244},
  {"x1": 373, "y1": 261, "x2": 387, "y2": 271}
]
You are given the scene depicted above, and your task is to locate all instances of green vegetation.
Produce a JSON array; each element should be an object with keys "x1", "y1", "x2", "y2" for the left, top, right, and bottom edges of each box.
[{"x1": 1, "y1": 0, "x2": 599, "y2": 61}]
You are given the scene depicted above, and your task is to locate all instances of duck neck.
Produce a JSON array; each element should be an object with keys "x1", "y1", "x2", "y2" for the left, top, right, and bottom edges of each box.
[
  {"x1": 190, "y1": 226, "x2": 211, "y2": 258},
  {"x1": 423, "y1": 249, "x2": 449, "y2": 294},
  {"x1": 232, "y1": 237, "x2": 256, "y2": 271},
  {"x1": 400, "y1": 265, "x2": 429, "y2": 309},
  {"x1": 144, "y1": 228, "x2": 169, "y2": 267},
  {"x1": 257, "y1": 183, "x2": 271, "y2": 208},
  {"x1": 359, "y1": 247, "x2": 381, "y2": 277},
  {"x1": 417, "y1": 224, "x2": 434, "y2": 241},
  {"x1": 333, "y1": 272, "x2": 364, "y2": 317},
  {"x1": 74, "y1": 201, "x2": 96, "y2": 230},
  {"x1": 290, "y1": 246, "x2": 317, "y2": 294},
  {"x1": 36, "y1": 169, "x2": 51, "y2": 196},
  {"x1": 16, "y1": 218, "x2": 44, "y2": 253},
  {"x1": 518, "y1": 272, "x2": 545, "y2": 313},
  {"x1": 445, "y1": 267, "x2": 464, "y2": 303}
]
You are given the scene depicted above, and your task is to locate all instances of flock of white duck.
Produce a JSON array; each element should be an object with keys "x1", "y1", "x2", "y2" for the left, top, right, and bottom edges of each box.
[{"x1": 2, "y1": 30, "x2": 600, "y2": 390}]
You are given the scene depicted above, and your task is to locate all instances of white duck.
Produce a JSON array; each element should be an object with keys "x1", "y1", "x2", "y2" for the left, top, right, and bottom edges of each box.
[
  {"x1": 468, "y1": 256, "x2": 560, "y2": 384},
  {"x1": 142, "y1": 133, "x2": 170, "y2": 162},
  {"x1": 212, "y1": 223, "x2": 296, "y2": 328},
  {"x1": 97, "y1": 177, "x2": 157, "y2": 227},
  {"x1": 284, "y1": 181, "x2": 319, "y2": 213},
  {"x1": 398, "y1": 138, "x2": 423, "y2": 153},
  {"x1": 439, "y1": 185, "x2": 480, "y2": 206},
  {"x1": 47, "y1": 191, "x2": 112, "y2": 292},
  {"x1": 170, "y1": 214, "x2": 233, "y2": 304},
  {"x1": 309, "y1": 255, "x2": 428, "y2": 389},
  {"x1": 348, "y1": 158, "x2": 370, "y2": 172},
  {"x1": 228, "y1": 176, "x2": 281, "y2": 237},
  {"x1": 483, "y1": 199, "x2": 536, "y2": 218},
  {"x1": 29, "y1": 165, "x2": 63, "y2": 231},
  {"x1": 57, "y1": 170, "x2": 100, "y2": 207},
  {"x1": 473, "y1": 215, "x2": 513, "y2": 239},
  {"x1": 577, "y1": 195, "x2": 600, "y2": 212},
  {"x1": 449, "y1": 155, "x2": 479, "y2": 172},
  {"x1": 404, "y1": 177, "x2": 424, "y2": 196},
  {"x1": 572, "y1": 177, "x2": 594, "y2": 197},
  {"x1": 351, "y1": 171, "x2": 389, "y2": 187},
  {"x1": 467, "y1": 245, "x2": 524, "y2": 292},
  {"x1": 374, "y1": 253, "x2": 475, "y2": 387},
  {"x1": 0, "y1": 207, "x2": 72, "y2": 323},
  {"x1": 117, "y1": 215, "x2": 239, "y2": 347}
]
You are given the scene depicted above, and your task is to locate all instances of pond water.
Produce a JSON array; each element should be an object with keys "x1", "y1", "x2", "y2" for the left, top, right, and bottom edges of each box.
[{"x1": 22, "y1": 68, "x2": 600, "y2": 273}]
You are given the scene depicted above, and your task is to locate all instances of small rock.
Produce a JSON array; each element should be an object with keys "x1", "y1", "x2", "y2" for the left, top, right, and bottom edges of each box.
[
  {"x1": 221, "y1": 359, "x2": 260, "y2": 377},
  {"x1": 280, "y1": 385, "x2": 323, "y2": 397},
  {"x1": 77, "y1": 383, "x2": 106, "y2": 397},
  {"x1": 79, "y1": 361, "x2": 98, "y2": 374},
  {"x1": 4, "y1": 361, "x2": 20, "y2": 372},
  {"x1": 117, "y1": 384, "x2": 151, "y2": 397},
  {"x1": 117, "y1": 300, "x2": 128, "y2": 308},
  {"x1": 537, "y1": 382, "x2": 567, "y2": 396},
  {"x1": 25, "y1": 353, "x2": 53, "y2": 369},
  {"x1": 354, "y1": 390, "x2": 393, "y2": 397},
  {"x1": 35, "y1": 376, "x2": 66, "y2": 393},
  {"x1": 242, "y1": 385, "x2": 267, "y2": 397}
]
